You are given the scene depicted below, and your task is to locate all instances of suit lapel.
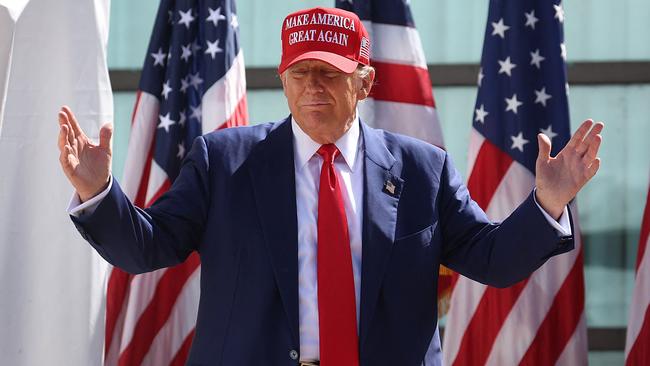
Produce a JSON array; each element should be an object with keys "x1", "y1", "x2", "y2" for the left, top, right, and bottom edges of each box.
[
  {"x1": 247, "y1": 117, "x2": 300, "y2": 346},
  {"x1": 359, "y1": 122, "x2": 403, "y2": 349}
]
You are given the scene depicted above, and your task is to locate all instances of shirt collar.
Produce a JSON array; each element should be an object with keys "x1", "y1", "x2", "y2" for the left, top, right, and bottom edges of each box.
[{"x1": 291, "y1": 113, "x2": 361, "y2": 172}]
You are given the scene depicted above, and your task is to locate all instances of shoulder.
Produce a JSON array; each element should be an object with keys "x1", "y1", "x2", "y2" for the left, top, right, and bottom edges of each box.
[{"x1": 367, "y1": 125, "x2": 447, "y2": 167}]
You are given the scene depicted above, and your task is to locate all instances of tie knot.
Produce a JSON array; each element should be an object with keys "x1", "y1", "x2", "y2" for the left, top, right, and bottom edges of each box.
[{"x1": 317, "y1": 144, "x2": 339, "y2": 164}]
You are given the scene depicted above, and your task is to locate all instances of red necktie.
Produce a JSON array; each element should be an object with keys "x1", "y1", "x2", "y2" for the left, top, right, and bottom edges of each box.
[{"x1": 316, "y1": 144, "x2": 359, "y2": 366}]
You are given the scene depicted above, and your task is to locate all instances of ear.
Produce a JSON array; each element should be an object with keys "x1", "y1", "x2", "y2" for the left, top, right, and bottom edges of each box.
[
  {"x1": 279, "y1": 71, "x2": 289, "y2": 97},
  {"x1": 357, "y1": 68, "x2": 375, "y2": 101}
]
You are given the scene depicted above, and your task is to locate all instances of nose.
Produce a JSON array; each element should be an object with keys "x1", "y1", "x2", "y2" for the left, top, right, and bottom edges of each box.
[{"x1": 305, "y1": 71, "x2": 325, "y2": 92}]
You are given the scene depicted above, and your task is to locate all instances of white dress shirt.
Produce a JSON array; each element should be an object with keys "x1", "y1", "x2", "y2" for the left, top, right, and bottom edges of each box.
[{"x1": 69, "y1": 115, "x2": 572, "y2": 362}]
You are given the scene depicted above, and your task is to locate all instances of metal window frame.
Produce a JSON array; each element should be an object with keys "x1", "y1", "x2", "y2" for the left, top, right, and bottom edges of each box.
[{"x1": 110, "y1": 61, "x2": 650, "y2": 91}]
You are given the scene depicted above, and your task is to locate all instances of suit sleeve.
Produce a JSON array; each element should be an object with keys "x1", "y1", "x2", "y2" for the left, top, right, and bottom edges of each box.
[
  {"x1": 70, "y1": 136, "x2": 212, "y2": 274},
  {"x1": 438, "y1": 152, "x2": 574, "y2": 288}
]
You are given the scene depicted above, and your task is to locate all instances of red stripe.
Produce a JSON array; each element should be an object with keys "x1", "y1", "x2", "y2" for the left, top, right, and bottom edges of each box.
[
  {"x1": 636, "y1": 186, "x2": 650, "y2": 271},
  {"x1": 117, "y1": 253, "x2": 201, "y2": 366},
  {"x1": 626, "y1": 304, "x2": 650, "y2": 366},
  {"x1": 134, "y1": 141, "x2": 156, "y2": 208},
  {"x1": 519, "y1": 249, "x2": 586, "y2": 365},
  {"x1": 130, "y1": 91, "x2": 143, "y2": 126},
  {"x1": 467, "y1": 139, "x2": 514, "y2": 210},
  {"x1": 452, "y1": 281, "x2": 528, "y2": 366},
  {"x1": 104, "y1": 269, "x2": 134, "y2": 358},
  {"x1": 145, "y1": 179, "x2": 172, "y2": 208},
  {"x1": 369, "y1": 61, "x2": 435, "y2": 107},
  {"x1": 169, "y1": 329, "x2": 196, "y2": 366}
]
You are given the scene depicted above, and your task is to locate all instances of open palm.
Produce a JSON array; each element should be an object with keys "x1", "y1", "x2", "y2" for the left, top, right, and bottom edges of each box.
[
  {"x1": 535, "y1": 119, "x2": 604, "y2": 219},
  {"x1": 57, "y1": 106, "x2": 113, "y2": 202}
]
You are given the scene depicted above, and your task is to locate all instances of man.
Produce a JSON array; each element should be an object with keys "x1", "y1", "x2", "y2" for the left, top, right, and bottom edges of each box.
[{"x1": 58, "y1": 7, "x2": 603, "y2": 366}]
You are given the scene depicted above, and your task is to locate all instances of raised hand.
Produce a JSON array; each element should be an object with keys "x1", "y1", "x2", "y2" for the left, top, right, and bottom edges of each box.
[
  {"x1": 57, "y1": 106, "x2": 113, "y2": 202},
  {"x1": 535, "y1": 119, "x2": 604, "y2": 219}
]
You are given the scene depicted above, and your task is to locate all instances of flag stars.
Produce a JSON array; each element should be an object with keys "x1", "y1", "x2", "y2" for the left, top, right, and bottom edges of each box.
[
  {"x1": 475, "y1": 104, "x2": 489, "y2": 124},
  {"x1": 530, "y1": 49, "x2": 545, "y2": 69},
  {"x1": 524, "y1": 10, "x2": 539, "y2": 29},
  {"x1": 511, "y1": 132, "x2": 529, "y2": 152},
  {"x1": 505, "y1": 94, "x2": 523, "y2": 114},
  {"x1": 177, "y1": 142, "x2": 186, "y2": 159},
  {"x1": 189, "y1": 72, "x2": 204, "y2": 90},
  {"x1": 205, "y1": 39, "x2": 223, "y2": 59},
  {"x1": 179, "y1": 109, "x2": 187, "y2": 127},
  {"x1": 151, "y1": 48, "x2": 167, "y2": 67},
  {"x1": 181, "y1": 44, "x2": 192, "y2": 62},
  {"x1": 206, "y1": 7, "x2": 226, "y2": 27},
  {"x1": 560, "y1": 43, "x2": 567, "y2": 61},
  {"x1": 190, "y1": 105, "x2": 202, "y2": 121},
  {"x1": 491, "y1": 18, "x2": 510, "y2": 39},
  {"x1": 178, "y1": 9, "x2": 195, "y2": 29},
  {"x1": 498, "y1": 56, "x2": 517, "y2": 77},
  {"x1": 534, "y1": 87, "x2": 552, "y2": 107},
  {"x1": 162, "y1": 80, "x2": 173, "y2": 100},
  {"x1": 191, "y1": 39, "x2": 202, "y2": 55},
  {"x1": 180, "y1": 76, "x2": 190, "y2": 93},
  {"x1": 158, "y1": 113, "x2": 175, "y2": 133},
  {"x1": 230, "y1": 14, "x2": 239, "y2": 29},
  {"x1": 540, "y1": 125, "x2": 558, "y2": 141},
  {"x1": 477, "y1": 68, "x2": 484, "y2": 87},
  {"x1": 554, "y1": 4, "x2": 565, "y2": 23}
]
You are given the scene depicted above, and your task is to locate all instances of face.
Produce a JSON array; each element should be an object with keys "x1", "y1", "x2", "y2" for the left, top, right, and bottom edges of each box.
[{"x1": 281, "y1": 60, "x2": 374, "y2": 144}]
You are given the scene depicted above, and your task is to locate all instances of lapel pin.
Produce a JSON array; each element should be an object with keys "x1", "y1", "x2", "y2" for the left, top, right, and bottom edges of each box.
[{"x1": 384, "y1": 180, "x2": 396, "y2": 195}]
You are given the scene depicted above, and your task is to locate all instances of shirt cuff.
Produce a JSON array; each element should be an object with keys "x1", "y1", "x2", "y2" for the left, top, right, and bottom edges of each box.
[
  {"x1": 67, "y1": 176, "x2": 113, "y2": 217},
  {"x1": 533, "y1": 188, "x2": 572, "y2": 237}
]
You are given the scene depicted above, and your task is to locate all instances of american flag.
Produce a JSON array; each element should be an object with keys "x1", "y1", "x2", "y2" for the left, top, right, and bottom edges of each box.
[
  {"x1": 105, "y1": 0, "x2": 247, "y2": 364},
  {"x1": 442, "y1": 1, "x2": 588, "y2": 365},
  {"x1": 625, "y1": 182, "x2": 650, "y2": 365}
]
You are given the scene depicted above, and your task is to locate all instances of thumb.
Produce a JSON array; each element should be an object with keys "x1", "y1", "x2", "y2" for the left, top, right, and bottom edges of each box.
[
  {"x1": 537, "y1": 133, "x2": 551, "y2": 161},
  {"x1": 99, "y1": 122, "x2": 113, "y2": 150}
]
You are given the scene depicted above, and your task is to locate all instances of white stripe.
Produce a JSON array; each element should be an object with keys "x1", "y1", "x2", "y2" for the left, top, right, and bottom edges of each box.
[
  {"x1": 441, "y1": 278, "x2": 487, "y2": 364},
  {"x1": 362, "y1": 21, "x2": 427, "y2": 68},
  {"x1": 140, "y1": 267, "x2": 201, "y2": 366},
  {"x1": 145, "y1": 160, "x2": 169, "y2": 205},
  {"x1": 465, "y1": 129, "x2": 484, "y2": 181},
  {"x1": 625, "y1": 233, "x2": 650, "y2": 357},
  {"x1": 358, "y1": 98, "x2": 444, "y2": 147},
  {"x1": 117, "y1": 269, "x2": 167, "y2": 355},
  {"x1": 556, "y1": 312, "x2": 588, "y2": 366},
  {"x1": 201, "y1": 50, "x2": 247, "y2": 133},
  {"x1": 121, "y1": 92, "x2": 159, "y2": 200}
]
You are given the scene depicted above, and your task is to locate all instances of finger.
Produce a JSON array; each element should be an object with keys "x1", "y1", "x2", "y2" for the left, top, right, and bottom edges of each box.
[
  {"x1": 58, "y1": 124, "x2": 69, "y2": 152},
  {"x1": 60, "y1": 145, "x2": 78, "y2": 174},
  {"x1": 585, "y1": 157, "x2": 601, "y2": 180},
  {"x1": 537, "y1": 133, "x2": 552, "y2": 160},
  {"x1": 576, "y1": 121, "x2": 604, "y2": 156},
  {"x1": 567, "y1": 119, "x2": 594, "y2": 149},
  {"x1": 582, "y1": 134, "x2": 602, "y2": 164},
  {"x1": 61, "y1": 105, "x2": 86, "y2": 140},
  {"x1": 99, "y1": 123, "x2": 113, "y2": 150}
]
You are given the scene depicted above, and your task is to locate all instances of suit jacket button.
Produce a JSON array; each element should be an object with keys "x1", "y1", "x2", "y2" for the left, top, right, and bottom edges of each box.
[{"x1": 289, "y1": 349, "x2": 299, "y2": 360}]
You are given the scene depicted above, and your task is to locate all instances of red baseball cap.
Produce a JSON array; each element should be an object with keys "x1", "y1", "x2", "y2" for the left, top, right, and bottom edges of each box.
[{"x1": 278, "y1": 7, "x2": 371, "y2": 74}]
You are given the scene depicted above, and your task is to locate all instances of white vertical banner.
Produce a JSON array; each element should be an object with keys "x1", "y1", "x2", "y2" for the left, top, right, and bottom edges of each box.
[{"x1": 0, "y1": 0, "x2": 112, "y2": 365}]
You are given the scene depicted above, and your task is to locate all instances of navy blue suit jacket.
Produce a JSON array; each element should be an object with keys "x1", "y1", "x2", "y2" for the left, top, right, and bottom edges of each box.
[{"x1": 72, "y1": 117, "x2": 573, "y2": 366}]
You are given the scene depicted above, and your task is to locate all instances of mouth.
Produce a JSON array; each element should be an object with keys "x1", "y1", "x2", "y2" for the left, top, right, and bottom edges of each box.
[{"x1": 301, "y1": 102, "x2": 330, "y2": 107}]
